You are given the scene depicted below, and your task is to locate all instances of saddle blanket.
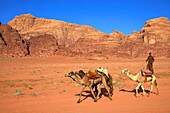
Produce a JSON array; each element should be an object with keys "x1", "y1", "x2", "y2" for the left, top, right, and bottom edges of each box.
[
  {"x1": 88, "y1": 71, "x2": 100, "y2": 79},
  {"x1": 144, "y1": 72, "x2": 152, "y2": 77},
  {"x1": 89, "y1": 75, "x2": 100, "y2": 79}
]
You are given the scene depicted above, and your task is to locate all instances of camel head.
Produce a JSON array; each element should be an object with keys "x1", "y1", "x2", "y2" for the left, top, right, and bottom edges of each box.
[
  {"x1": 65, "y1": 71, "x2": 80, "y2": 81},
  {"x1": 65, "y1": 71, "x2": 75, "y2": 77},
  {"x1": 122, "y1": 69, "x2": 130, "y2": 75},
  {"x1": 65, "y1": 71, "x2": 76, "y2": 79}
]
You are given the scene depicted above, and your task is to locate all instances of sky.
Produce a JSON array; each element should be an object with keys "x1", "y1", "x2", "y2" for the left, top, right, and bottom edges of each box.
[{"x1": 0, "y1": 0, "x2": 170, "y2": 34}]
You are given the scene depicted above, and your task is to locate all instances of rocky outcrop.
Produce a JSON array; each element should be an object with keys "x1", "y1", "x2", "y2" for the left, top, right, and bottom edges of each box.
[
  {"x1": 140, "y1": 17, "x2": 170, "y2": 44},
  {"x1": 0, "y1": 24, "x2": 28, "y2": 57},
  {"x1": 28, "y1": 34, "x2": 59, "y2": 57},
  {"x1": 8, "y1": 14, "x2": 108, "y2": 47},
  {"x1": 106, "y1": 17, "x2": 170, "y2": 58},
  {"x1": 110, "y1": 30, "x2": 128, "y2": 42},
  {"x1": 3, "y1": 15, "x2": 170, "y2": 59}
]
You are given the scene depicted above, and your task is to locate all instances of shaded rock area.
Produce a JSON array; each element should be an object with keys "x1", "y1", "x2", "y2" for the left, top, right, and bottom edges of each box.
[
  {"x1": 1, "y1": 14, "x2": 170, "y2": 59},
  {"x1": 28, "y1": 34, "x2": 59, "y2": 57},
  {"x1": 0, "y1": 24, "x2": 28, "y2": 57},
  {"x1": 8, "y1": 14, "x2": 107, "y2": 47}
]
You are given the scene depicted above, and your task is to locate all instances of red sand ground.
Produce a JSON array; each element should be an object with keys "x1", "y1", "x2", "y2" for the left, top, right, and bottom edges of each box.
[{"x1": 0, "y1": 55, "x2": 170, "y2": 113}]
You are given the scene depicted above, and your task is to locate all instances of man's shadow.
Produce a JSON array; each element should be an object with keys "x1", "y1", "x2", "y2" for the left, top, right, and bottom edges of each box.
[{"x1": 75, "y1": 88, "x2": 112, "y2": 103}]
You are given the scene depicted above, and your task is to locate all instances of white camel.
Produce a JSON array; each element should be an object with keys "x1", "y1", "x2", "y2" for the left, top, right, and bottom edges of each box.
[{"x1": 122, "y1": 69, "x2": 159, "y2": 97}]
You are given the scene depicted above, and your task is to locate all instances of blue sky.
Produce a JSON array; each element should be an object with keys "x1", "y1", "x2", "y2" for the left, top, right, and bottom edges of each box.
[{"x1": 0, "y1": 0, "x2": 170, "y2": 34}]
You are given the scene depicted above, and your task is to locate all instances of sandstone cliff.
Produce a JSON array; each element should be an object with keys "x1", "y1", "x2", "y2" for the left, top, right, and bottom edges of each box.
[
  {"x1": 5, "y1": 14, "x2": 170, "y2": 59},
  {"x1": 8, "y1": 14, "x2": 108, "y2": 47},
  {"x1": 28, "y1": 34, "x2": 59, "y2": 57},
  {"x1": 140, "y1": 17, "x2": 170, "y2": 44},
  {"x1": 0, "y1": 24, "x2": 28, "y2": 57}
]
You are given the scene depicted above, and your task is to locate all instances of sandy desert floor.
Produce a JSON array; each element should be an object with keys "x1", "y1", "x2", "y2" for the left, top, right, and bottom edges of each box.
[{"x1": 0, "y1": 55, "x2": 170, "y2": 113}]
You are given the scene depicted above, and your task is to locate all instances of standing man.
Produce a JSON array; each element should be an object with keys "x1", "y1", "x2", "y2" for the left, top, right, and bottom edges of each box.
[{"x1": 146, "y1": 52, "x2": 155, "y2": 74}]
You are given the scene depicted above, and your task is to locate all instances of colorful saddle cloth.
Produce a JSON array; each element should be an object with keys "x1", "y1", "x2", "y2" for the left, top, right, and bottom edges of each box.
[
  {"x1": 144, "y1": 72, "x2": 152, "y2": 76},
  {"x1": 87, "y1": 71, "x2": 100, "y2": 79},
  {"x1": 142, "y1": 69, "x2": 152, "y2": 77}
]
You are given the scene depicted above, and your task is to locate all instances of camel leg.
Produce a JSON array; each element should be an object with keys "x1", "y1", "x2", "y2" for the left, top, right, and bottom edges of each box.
[
  {"x1": 108, "y1": 75, "x2": 114, "y2": 96},
  {"x1": 140, "y1": 84, "x2": 146, "y2": 96},
  {"x1": 148, "y1": 83, "x2": 154, "y2": 97},
  {"x1": 104, "y1": 85, "x2": 112, "y2": 100},
  {"x1": 77, "y1": 85, "x2": 86, "y2": 103},
  {"x1": 154, "y1": 80, "x2": 159, "y2": 95},
  {"x1": 102, "y1": 76, "x2": 112, "y2": 100},
  {"x1": 89, "y1": 85, "x2": 97, "y2": 102},
  {"x1": 108, "y1": 84, "x2": 114, "y2": 96},
  {"x1": 111, "y1": 85, "x2": 114, "y2": 96},
  {"x1": 96, "y1": 84, "x2": 101, "y2": 100},
  {"x1": 148, "y1": 76, "x2": 158, "y2": 97},
  {"x1": 135, "y1": 83, "x2": 142, "y2": 97}
]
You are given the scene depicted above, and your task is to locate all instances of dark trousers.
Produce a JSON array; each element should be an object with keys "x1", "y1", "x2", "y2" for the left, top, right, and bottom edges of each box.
[{"x1": 147, "y1": 63, "x2": 154, "y2": 74}]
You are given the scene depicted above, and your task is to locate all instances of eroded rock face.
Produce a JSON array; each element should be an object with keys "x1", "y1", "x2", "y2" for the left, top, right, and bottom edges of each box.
[
  {"x1": 0, "y1": 24, "x2": 28, "y2": 57},
  {"x1": 140, "y1": 17, "x2": 170, "y2": 44},
  {"x1": 8, "y1": 14, "x2": 107, "y2": 47},
  {"x1": 4, "y1": 15, "x2": 170, "y2": 58},
  {"x1": 28, "y1": 34, "x2": 59, "y2": 57}
]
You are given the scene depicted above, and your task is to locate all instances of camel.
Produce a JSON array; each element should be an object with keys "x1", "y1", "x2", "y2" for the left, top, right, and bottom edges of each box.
[
  {"x1": 77, "y1": 70, "x2": 113, "y2": 97},
  {"x1": 65, "y1": 71, "x2": 102, "y2": 103},
  {"x1": 122, "y1": 69, "x2": 159, "y2": 97},
  {"x1": 65, "y1": 70, "x2": 113, "y2": 103}
]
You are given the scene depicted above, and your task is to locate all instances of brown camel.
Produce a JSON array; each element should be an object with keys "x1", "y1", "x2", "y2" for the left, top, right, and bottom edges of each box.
[
  {"x1": 76, "y1": 70, "x2": 114, "y2": 97},
  {"x1": 122, "y1": 69, "x2": 159, "y2": 97},
  {"x1": 65, "y1": 70, "x2": 113, "y2": 103}
]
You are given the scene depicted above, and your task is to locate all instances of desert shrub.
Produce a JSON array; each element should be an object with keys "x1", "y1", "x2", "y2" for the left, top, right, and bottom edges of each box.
[
  {"x1": 40, "y1": 76, "x2": 45, "y2": 78},
  {"x1": 29, "y1": 87, "x2": 33, "y2": 90},
  {"x1": 59, "y1": 90, "x2": 66, "y2": 94},
  {"x1": 60, "y1": 80, "x2": 65, "y2": 83},
  {"x1": 114, "y1": 82, "x2": 124, "y2": 88},
  {"x1": 74, "y1": 84, "x2": 80, "y2": 87},
  {"x1": 29, "y1": 93, "x2": 37, "y2": 96},
  {"x1": 13, "y1": 90, "x2": 24, "y2": 96},
  {"x1": 51, "y1": 87, "x2": 57, "y2": 90},
  {"x1": 163, "y1": 83, "x2": 169, "y2": 85}
]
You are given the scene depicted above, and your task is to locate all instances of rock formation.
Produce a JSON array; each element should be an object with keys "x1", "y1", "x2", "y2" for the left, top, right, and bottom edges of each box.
[
  {"x1": 8, "y1": 14, "x2": 108, "y2": 47},
  {"x1": 28, "y1": 34, "x2": 59, "y2": 57},
  {"x1": 0, "y1": 24, "x2": 28, "y2": 57},
  {"x1": 140, "y1": 17, "x2": 170, "y2": 44},
  {"x1": 3, "y1": 14, "x2": 170, "y2": 59}
]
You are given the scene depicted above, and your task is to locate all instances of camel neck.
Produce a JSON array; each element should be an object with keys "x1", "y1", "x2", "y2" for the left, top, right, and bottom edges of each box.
[
  {"x1": 73, "y1": 74, "x2": 87, "y2": 85},
  {"x1": 125, "y1": 72, "x2": 138, "y2": 81}
]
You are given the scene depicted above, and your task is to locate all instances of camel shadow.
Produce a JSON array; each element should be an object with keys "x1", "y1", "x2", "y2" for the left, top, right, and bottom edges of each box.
[
  {"x1": 119, "y1": 88, "x2": 150, "y2": 96},
  {"x1": 100, "y1": 88, "x2": 113, "y2": 97},
  {"x1": 75, "y1": 88, "x2": 112, "y2": 103},
  {"x1": 75, "y1": 90, "x2": 92, "y2": 102}
]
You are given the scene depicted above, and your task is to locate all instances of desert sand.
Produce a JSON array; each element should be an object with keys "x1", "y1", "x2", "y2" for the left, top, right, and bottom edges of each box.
[{"x1": 0, "y1": 55, "x2": 170, "y2": 113}]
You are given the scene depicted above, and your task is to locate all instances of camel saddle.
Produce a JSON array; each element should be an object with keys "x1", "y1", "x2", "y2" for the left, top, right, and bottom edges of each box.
[
  {"x1": 141, "y1": 69, "x2": 153, "y2": 77},
  {"x1": 87, "y1": 71, "x2": 100, "y2": 79}
]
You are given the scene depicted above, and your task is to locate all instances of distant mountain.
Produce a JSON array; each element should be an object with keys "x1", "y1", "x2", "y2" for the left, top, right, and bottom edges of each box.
[
  {"x1": 8, "y1": 14, "x2": 108, "y2": 46},
  {"x1": 0, "y1": 14, "x2": 169, "y2": 59}
]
